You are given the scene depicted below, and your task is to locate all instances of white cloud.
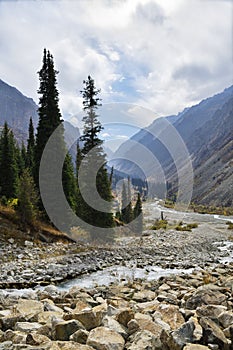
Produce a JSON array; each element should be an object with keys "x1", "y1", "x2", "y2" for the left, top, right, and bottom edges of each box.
[{"x1": 0, "y1": 0, "x2": 232, "y2": 126}]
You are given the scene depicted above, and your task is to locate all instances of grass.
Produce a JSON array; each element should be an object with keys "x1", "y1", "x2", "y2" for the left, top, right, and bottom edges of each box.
[
  {"x1": 150, "y1": 218, "x2": 198, "y2": 232},
  {"x1": 0, "y1": 204, "x2": 74, "y2": 244},
  {"x1": 150, "y1": 219, "x2": 168, "y2": 230},
  {"x1": 190, "y1": 203, "x2": 233, "y2": 216}
]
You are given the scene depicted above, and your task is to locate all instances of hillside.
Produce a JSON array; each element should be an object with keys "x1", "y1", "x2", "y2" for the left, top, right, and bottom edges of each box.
[
  {"x1": 0, "y1": 79, "x2": 80, "y2": 147},
  {"x1": 110, "y1": 86, "x2": 233, "y2": 207},
  {"x1": 0, "y1": 79, "x2": 38, "y2": 143}
]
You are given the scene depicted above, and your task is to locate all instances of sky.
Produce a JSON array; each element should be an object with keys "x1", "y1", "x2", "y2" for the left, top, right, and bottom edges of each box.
[{"x1": 0, "y1": 0, "x2": 232, "y2": 134}]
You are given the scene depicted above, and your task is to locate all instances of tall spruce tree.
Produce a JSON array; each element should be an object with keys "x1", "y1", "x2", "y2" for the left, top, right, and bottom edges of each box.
[
  {"x1": 78, "y1": 76, "x2": 114, "y2": 238},
  {"x1": 26, "y1": 117, "x2": 35, "y2": 172},
  {"x1": 17, "y1": 168, "x2": 38, "y2": 229},
  {"x1": 34, "y1": 49, "x2": 76, "y2": 219},
  {"x1": 133, "y1": 192, "x2": 143, "y2": 234},
  {"x1": 121, "y1": 178, "x2": 133, "y2": 224},
  {"x1": 0, "y1": 123, "x2": 19, "y2": 198},
  {"x1": 34, "y1": 49, "x2": 63, "y2": 187}
]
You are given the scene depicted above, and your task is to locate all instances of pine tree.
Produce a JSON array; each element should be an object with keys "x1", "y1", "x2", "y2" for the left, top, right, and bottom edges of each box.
[
  {"x1": 34, "y1": 49, "x2": 76, "y2": 225},
  {"x1": 120, "y1": 178, "x2": 133, "y2": 224},
  {"x1": 26, "y1": 117, "x2": 35, "y2": 172},
  {"x1": 109, "y1": 166, "x2": 114, "y2": 186},
  {"x1": 133, "y1": 192, "x2": 143, "y2": 234},
  {"x1": 63, "y1": 153, "x2": 77, "y2": 211},
  {"x1": 78, "y1": 76, "x2": 114, "y2": 239},
  {"x1": 0, "y1": 123, "x2": 19, "y2": 198},
  {"x1": 17, "y1": 168, "x2": 38, "y2": 228},
  {"x1": 34, "y1": 49, "x2": 63, "y2": 188}
]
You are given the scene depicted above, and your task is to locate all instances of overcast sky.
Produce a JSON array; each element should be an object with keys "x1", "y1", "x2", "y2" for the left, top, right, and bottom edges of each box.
[{"x1": 0, "y1": 0, "x2": 232, "y2": 129}]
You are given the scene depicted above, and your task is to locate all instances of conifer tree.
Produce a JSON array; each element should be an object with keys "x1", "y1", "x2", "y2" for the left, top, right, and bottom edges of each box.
[
  {"x1": 26, "y1": 117, "x2": 35, "y2": 172},
  {"x1": 133, "y1": 192, "x2": 143, "y2": 234},
  {"x1": 34, "y1": 49, "x2": 63, "y2": 187},
  {"x1": 17, "y1": 142, "x2": 27, "y2": 175},
  {"x1": 17, "y1": 168, "x2": 38, "y2": 228},
  {"x1": 34, "y1": 49, "x2": 76, "y2": 220},
  {"x1": 0, "y1": 123, "x2": 18, "y2": 198},
  {"x1": 78, "y1": 76, "x2": 114, "y2": 238},
  {"x1": 120, "y1": 178, "x2": 133, "y2": 224}
]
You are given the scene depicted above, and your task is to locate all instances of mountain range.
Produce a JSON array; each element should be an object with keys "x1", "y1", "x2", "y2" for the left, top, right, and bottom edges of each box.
[
  {"x1": 110, "y1": 86, "x2": 233, "y2": 207},
  {"x1": 0, "y1": 78, "x2": 232, "y2": 207}
]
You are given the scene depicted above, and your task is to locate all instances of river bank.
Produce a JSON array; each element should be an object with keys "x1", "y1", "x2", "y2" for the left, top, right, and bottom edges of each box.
[
  {"x1": 0, "y1": 262, "x2": 232, "y2": 349},
  {"x1": 0, "y1": 221, "x2": 232, "y2": 289}
]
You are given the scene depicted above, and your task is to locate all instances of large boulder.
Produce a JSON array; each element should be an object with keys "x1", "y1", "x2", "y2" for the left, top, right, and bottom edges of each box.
[
  {"x1": 126, "y1": 330, "x2": 160, "y2": 350},
  {"x1": 87, "y1": 326, "x2": 125, "y2": 350},
  {"x1": 54, "y1": 320, "x2": 83, "y2": 341},
  {"x1": 16, "y1": 300, "x2": 44, "y2": 321}
]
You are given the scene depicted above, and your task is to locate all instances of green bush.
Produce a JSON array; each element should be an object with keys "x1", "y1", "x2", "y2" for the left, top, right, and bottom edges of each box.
[{"x1": 151, "y1": 219, "x2": 168, "y2": 230}]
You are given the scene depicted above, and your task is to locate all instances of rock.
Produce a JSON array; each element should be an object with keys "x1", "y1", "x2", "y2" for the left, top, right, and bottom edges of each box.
[
  {"x1": 15, "y1": 322, "x2": 43, "y2": 332},
  {"x1": 199, "y1": 317, "x2": 231, "y2": 350},
  {"x1": 0, "y1": 315, "x2": 24, "y2": 331},
  {"x1": 218, "y1": 310, "x2": 233, "y2": 329},
  {"x1": 135, "y1": 300, "x2": 159, "y2": 313},
  {"x1": 16, "y1": 299, "x2": 44, "y2": 321},
  {"x1": 0, "y1": 341, "x2": 13, "y2": 350},
  {"x1": 185, "y1": 289, "x2": 227, "y2": 309},
  {"x1": 57, "y1": 343, "x2": 95, "y2": 350},
  {"x1": 24, "y1": 240, "x2": 33, "y2": 246},
  {"x1": 54, "y1": 320, "x2": 83, "y2": 341},
  {"x1": 70, "y1": 329, "x2": 89, "y2": 343},
  {"x1": 3, "y1": 329, "x2": 27, "y2": 344},
  {"x1": 132, "y1": 290, "x2": 156, "y2": 302},
  {"x1": 87, "y1": 326, "x2": 125, "y2": 350},
  {"x1": 26, "y1": 333, "x2": 51, "y2": 345},
  {"x1": 183, "y1": 345, "x2": 210, "y2": 349},
  {"x1": 189, "y1": 317, "x2": 202, "y2": 342},
  {"x1": 115, "y1": 308, "x2": 134, "y2": 327},
  {"x1": 167, "y1": 320, "x2": 195, "y2": 350},
  {"x1": 156, "y1": 304, "x2": 185, "y2": 330},
  {"x1": 127, "y1": 319, "x2": 140, "y2": 335},
  {"x1": 103, "y1": 316, "x2": 128, "y2": 339},
  {"x1": 38, "y1": 311, "x2": 63, "y2": 325},
  {"x1": 127, "y1": 330, "x2": 160, "y2": 350},
  {"x1": 196, "y1": 305, "x2": 228, "y2": 319},
  {"x1": 64, "y1": 307, "x2": 103, "y2": 331},
  {"x1": 134, "y1": 313, "x2": 163, "y2": 343},
  {"x1": 43, "y1": 301, "x2": 63, "y2": 313}
]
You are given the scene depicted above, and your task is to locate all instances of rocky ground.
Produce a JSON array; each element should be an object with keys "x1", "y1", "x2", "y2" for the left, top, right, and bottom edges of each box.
[
  {"x1": 0, "y1": 204, "x2": 233, "y2": 349},
  {"x1": 0, "y1": 224, "x2": 231, "y2": 289},
  {"x1": 0, "y1": 262, "x2": 232, "y2": 349}
]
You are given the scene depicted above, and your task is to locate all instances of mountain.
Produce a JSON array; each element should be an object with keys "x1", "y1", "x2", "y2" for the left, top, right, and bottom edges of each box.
[
  {"x1": 110, "y1": 86, "x2": 233, "y2": 207},
  {"x1": 0, "y1": 79, "x2": 38, "y2": 143},
  {"x1": 0, "y1": 79, "x2": 80, "y2": 148}
]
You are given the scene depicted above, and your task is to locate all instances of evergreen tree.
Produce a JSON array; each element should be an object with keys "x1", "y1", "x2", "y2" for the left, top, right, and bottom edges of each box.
[
  {"x1": 133, "y1": 192, "x2": 143, "y2": 234},
  {"x1": 17, "y1": 168, "x2": 38, "y2": 228},
  {"x1": 120, "y1": 178, "x2": 133, "y2": 224},
  {"x1": 109, "y1": 166, "x2": 114, "y2": 186},
  {"x1": 121, "y1": 181, "x2": 128, "y2": 223},
  {"x1": 34, "y1": 48, "x2": 63, "y2": 188},
  {"x1": 63, "y1": 153, "x2": 77, "y2": 211},
  {"x1": 76, "y1": 141, "x2": 82, "y2": 179},
  {"x1": 0, "y1": 123, "x2": 18, "y2": 198},
  {"x1": 26, "y1": 117, "x2": 35, "y2": 172},
  {"x1": 17, "y1": 142, "x2": 27, "y2": 175},
  {"x1": 34, "y1": 49, "x2": 76, "y2": 224},
  {"x1": 78, "y1": 76, "x2": 114, "y2": 239}
]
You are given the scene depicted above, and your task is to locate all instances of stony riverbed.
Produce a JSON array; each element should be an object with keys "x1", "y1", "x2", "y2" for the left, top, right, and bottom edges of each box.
[{"x1": 0, "y1": 203, "x2": 233, "y2": 349}]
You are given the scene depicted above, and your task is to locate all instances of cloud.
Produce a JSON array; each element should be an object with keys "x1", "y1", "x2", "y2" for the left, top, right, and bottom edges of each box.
[{"x1": 0, "y1": 0, "x2": 232, "y2": 126}]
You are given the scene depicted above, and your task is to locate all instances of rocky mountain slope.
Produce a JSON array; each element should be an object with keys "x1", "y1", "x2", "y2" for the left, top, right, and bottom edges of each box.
[
  {"x1": 110, "y1": 86, "x2": 233, "y2": 207},
  {"x1": 0, "y1": 79, "x2": 80, "y2": 147}
]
